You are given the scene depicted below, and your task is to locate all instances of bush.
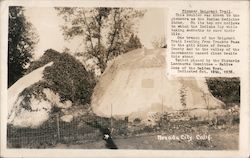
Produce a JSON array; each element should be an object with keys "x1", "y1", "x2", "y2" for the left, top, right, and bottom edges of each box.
[
  {"x1": 26, "y1": 49, "x2": 96, "y2": 105},
  {"x1": 133, "y1": 118, "x2": 141, "y2": 124},
  {"x1": 206, "y1": 77, "x2": 240, "y2": 104},
  {"x1": 26, "y1": 49, "x2": 62, "y2": 74}
]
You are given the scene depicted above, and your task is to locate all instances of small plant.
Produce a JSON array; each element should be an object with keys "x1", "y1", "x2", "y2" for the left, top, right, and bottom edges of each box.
[
  {"x1": 133, "y1": 118, "x2": 141, "y2": 124},
  {"x1": 179, "y1": 84, "x2": 187, "y2": 108}
]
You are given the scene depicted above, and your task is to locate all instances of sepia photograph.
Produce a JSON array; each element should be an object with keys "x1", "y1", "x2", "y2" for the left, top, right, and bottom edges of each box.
[{"x1": 5, "y1": 6, "x2": 242, "y2": 151}]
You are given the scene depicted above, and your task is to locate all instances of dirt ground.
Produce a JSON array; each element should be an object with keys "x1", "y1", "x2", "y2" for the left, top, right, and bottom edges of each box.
[{"x1": 54, "y1": 124, "x2": 239, "y2": 150}]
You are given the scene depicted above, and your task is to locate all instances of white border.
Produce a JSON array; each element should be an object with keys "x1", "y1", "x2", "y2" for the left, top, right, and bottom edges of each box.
[{"x1": 1, "y1": 1, "x2": 249, "y2": 158}]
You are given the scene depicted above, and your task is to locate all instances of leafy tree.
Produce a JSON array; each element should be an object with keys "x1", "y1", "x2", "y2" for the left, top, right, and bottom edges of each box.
[
  {"x1": 56, "y1": 7, "x2": 145, "y2": 73},
  {"x1": 8, "y1": 6, "x2": 38, "y2": 87},
  {"x1": 125, "y1": 33, "x2": 142, "y2": 52}
]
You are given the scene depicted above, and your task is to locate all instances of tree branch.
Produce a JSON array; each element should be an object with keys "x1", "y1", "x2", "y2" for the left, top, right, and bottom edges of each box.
[
  {"x1": 83, "y1": 10, "x2": 95, "y2": 53},
  {"x1": 106, "y1": 9, "x2": 119, "y2": 62}
]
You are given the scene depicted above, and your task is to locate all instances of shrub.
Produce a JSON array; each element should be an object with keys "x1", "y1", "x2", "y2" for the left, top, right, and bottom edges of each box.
[
  {"x1": 133, "y1": 118, "x2": 141, "y2": 124},
  {"x1": 206, "y1": 77, "x2": 240, "y2": 104},
  {"x1": 26, "y1": 49, "x2": 61, "y2": 74},
  {"x1": 26, "y1": 49, "x2": 96, "y2": 105}
]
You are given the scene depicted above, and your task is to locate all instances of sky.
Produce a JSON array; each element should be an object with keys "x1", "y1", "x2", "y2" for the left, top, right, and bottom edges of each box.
[{"x1": 25, "y1": 8, "x2": 167, "y2": 59}]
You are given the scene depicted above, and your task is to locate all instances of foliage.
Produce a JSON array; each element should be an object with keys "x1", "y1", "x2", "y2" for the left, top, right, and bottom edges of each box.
[
  {"x1": 7, "y1": 109, "x2": 239, "y2": 148},
  {"x1": 206, "y1": 77, "x2": 240, "y2": 104},
  {"x1": 133, "y1": 118, "x2": 141, "y2": 124},
  {"x1": 55, "y1": 7, "x2": 145, "y2": 73},
  {"x1": 125, "y1": 33, "x2": 142, "y2": 52},
  {"x1": 19, "y1": 81, "x2": 49, "y2": 111},
  {"x1": 7, "y1": 115, "x2": 99, "y2": 148},
  {"x1": 26, "y1": 49, "x2": 96, "y2": 105},
  {"x1": 8, "y1": 6, "x2": 39, "y2": 87},
  {"x1": 179, "y1": 84, "x2": 187, "y2": 108},
  {"x1": 26, "y1": 49, "x2": 61, "y2": 74}
]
